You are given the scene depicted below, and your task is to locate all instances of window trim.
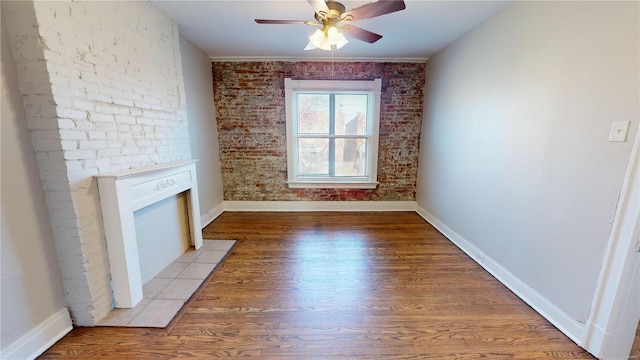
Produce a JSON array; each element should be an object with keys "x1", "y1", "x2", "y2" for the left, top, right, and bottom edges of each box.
[{"x1": 284, "y1": 78, "x2": 382, "y2": 189}]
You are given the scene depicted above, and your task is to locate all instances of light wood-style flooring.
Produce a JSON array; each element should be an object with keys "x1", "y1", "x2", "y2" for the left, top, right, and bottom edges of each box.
[{"x1": 41, "y1": 212, "x2": 618, "y2": 358}]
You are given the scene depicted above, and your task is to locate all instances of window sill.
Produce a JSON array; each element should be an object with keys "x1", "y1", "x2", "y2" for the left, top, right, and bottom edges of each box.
[{"x1": 287, "y1": 181, "x2": 379, "y2": 189}]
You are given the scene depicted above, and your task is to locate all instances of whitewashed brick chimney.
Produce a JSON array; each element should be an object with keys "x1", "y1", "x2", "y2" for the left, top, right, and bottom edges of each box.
[{"x1": 3, "y1": 0, "x2": 191, "y2": 325}]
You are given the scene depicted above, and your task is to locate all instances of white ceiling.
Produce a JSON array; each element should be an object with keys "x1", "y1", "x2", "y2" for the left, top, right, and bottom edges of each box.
[{"x1": 152, "y1": 0, "x2": 510, "y2": 61}]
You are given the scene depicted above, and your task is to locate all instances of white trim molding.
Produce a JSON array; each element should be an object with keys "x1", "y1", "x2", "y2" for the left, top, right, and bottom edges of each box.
[
  {"x1": 201, "y1": 203, "x2": 224, "y2": 228},
  {"x1": 583, "y1": 126, "x2": 640, "y2": 359},
  {"x1": 284, "y1": 78, "x2": 382, "y2": 189},
  {"x1": 223, "y1": 201, "x2": 417, "y2": 212},
  {"x1": 0, "y1": 307, "x2": 72, "y2": 360},
  {"x1": 210, "y1": 56, "x2": 429, "y2": 63},
  {"x1": 287, "y1": 181, "x2": 379, "y2": 189},
  {"x1": 415, "y1": 205, "x2": 587, "y2": 346}
]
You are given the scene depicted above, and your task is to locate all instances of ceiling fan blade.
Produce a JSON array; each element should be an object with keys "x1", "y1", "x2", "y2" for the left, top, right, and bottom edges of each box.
[
  {"x1": 342, "y1": 0, "x2": 405, "y2": 21},
  {"x1": 255, "y1": 19, "x2": 318, "y2": 25},
  {"x1": 341, "y1": 25, "x2": 383, "y2": 43},
  {"x1": 307, "y1": 0, "x2": 330, "y2": 17}
]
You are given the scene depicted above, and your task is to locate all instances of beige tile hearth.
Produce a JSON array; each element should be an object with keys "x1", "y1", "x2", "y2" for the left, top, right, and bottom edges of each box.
[{"x1": 97, "y1": 239, "x2": 235, "y2": 328}]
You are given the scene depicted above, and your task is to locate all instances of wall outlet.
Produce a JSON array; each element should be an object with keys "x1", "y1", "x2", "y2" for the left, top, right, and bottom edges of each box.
[{"x1": 609, "y1": 121, "x2": 631, "y2": 142}]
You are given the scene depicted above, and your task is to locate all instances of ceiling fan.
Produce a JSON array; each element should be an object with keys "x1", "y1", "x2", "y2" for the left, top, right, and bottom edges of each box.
[{"x1": 255, "y1": 0, "x2": 406, "y2": 51}]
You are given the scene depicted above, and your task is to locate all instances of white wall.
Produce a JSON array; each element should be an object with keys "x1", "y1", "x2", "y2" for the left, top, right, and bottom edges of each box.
[
  {"x1": 1, "y1": 9, "x2": 70, "y2": 355},
  {"x1": 417, "y1": 0, "x2": 638, "y2": 334},
  {"x1": 179, "y1": 36, "x2": 224, "y2": 225},
  {"x1": 3, "y1": 1, "x2": 191, "y2": 325}
]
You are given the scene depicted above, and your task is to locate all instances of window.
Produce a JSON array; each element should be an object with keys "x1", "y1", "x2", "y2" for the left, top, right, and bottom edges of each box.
[{"x1": 285, "y1": 78, "x2": 381, "y2": 189}]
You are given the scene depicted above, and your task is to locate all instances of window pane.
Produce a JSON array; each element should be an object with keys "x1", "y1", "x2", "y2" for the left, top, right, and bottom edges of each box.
[
  {"x1": 298, "y1": 138, "x2": 329, "y2": 175},
  {"x1": 335, "y1": 94, "x2": 368, "y2": 135},
  {"x1": 334, "y1": 138, "x2": 367, "y2": 177},
  {"x1": 297, "y1": 94, "x2": 330, "y2": 134}
]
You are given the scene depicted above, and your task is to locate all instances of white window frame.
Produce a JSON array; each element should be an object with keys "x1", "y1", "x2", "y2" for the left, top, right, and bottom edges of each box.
[{"x1": 284, "y1": 78, "x2": 381, "y2": 189}]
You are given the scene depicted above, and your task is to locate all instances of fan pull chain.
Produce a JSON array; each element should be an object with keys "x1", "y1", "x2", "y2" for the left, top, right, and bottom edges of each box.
[{"x1": 331, "y1": 47, "x2": 335, "y2": 81}]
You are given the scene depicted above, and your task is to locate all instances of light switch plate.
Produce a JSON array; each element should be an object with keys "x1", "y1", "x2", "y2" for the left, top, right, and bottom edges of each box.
[{"x1": 609, "y1": 121, "x2": 630, "y2": 142}]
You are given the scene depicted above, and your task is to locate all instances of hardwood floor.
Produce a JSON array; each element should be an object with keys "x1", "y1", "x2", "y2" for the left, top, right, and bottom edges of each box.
[
  {"x1": 42, "y1": 212, "x2": 599, "y2": 359},
  {"x1": 631, "y1": 323, "x2": 640, "y2": 360}
]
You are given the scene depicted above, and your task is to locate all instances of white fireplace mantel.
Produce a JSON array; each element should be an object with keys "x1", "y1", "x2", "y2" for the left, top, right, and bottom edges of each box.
[{"x1": 96, "y1": 160, "x2": 203, "y2": 308}]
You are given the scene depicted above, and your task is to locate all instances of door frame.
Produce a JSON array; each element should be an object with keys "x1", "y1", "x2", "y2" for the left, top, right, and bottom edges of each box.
[{"x1": 584, "y1": 126, "x2": 640, "y2": 359}]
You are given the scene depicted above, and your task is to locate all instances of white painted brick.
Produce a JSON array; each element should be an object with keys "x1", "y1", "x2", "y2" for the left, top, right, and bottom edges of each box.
[
  {"x1": 68, "y1": 78, "x2": 99, "y2": 93},
  {"x1": 32, "y1": 139, "x2": 63, "y2": 152},
  {"x1": 25, "y1": 104, "x2": 58, "y2": 118},
  {"x1": 73, "y1": 100, "x2": 95, "y2": 112},
  {"x1": 58, "y1": 118, "x2": 76, "y2": 129},
  {"x1": 98, "y1": 105, "x2": 129, "y2": 116},
  {"x1": 59, "y1": 130, "x2": 87, "y2": 140},
  {"x1": 64, "y1": 150, "x2": 97, "y2": 160},
  {"x1": 84, "y1": 158, "x2": 111, "y2": 169},
  {"x1": 74, "y1": 121, "x2": 96, "y2": 131},
  {"x1": 32, "y1": 83, "x2": 53, "y2": 95},
  {"x1": 45, "y1": 190, "x2": 74, "y2": 204},
  {"x1": 27, "y1": 117, "x2": 61, "y2": 130},
  {"x1": 61, "y1": 140, "x2": 78, "y2": 150},
  {"x1": 57, "y1": 108, "x2": 87, "y2": 120},
  {"x1": 97, "y1": 85, "x2": 123, "y2": 98},
  {"x1": 52, "y1": 95, "x2": 72, "y2": 108},
  {"x1": 121, "y1": 147, "x2": 140, "y2": 155},
  {"x1": 42, "y1": 177, "x2": 72, "y2": 192},
  {"x1": 66, "y1": 168, "x2": 98, "y2": 184},
  {"x1": 47, "y1": 73, "x2": 71, "y2": 87},
  {"x1": 131, "y1": 154, "x2": 151, "y2": 163},
  {"x1": 66, "y1": 160, "x2": 83, "y2": 171},
  {"x1": 133, "y1": 100, "x2": 155, "y2": 110},
  {"x1": 136, "y1": 139, "x2": 155, "y2": 147},
  {"x1": 122, "y1": 91, "x2": 144, "y2": 102},
  {"x1": 117, "y1": 131, "x2": 132, "y2": 140},
  {"x1": 79, "y1": 140, "x2": 107, "y2": 149},
  {"x1": 95, "y1": 123, "x2": 117, "y2": 132},
  {"x1": 48, "y1": 63, "x2": 82, "y2": 79},
  {"x1": 112, "y1": 97, "x2": 134, "y2": 107},
  {"x1": 137, "y1": 117, "x2": 154, "y2": 125},
  {"x1": 110, "y1": 155, "x2": 130, "y2": 165},
  {"x1": 33, "y1": 129, "x2": 62, "y2": 141},
  {"x1": 88, "y1": 113, "x2": 114, "y2": 123},
  {"x1": 45, "y1": 151, "x2": 66, "y2": 162},
  {"x1": 115, "y1": 115, "x2": 135, "y2": 124},
  {"x1": 88, "y1": 131, "x2": 107, "y2": 140},
  {"x1": 86, "y1": 92, "x2": 112, "y2": 103},
  {"x1": 96, "y1": 148, "x2": 121, "y2": 157},
  {"x1": 78, "y1": 71, "x2": 103, "y2": 84}
]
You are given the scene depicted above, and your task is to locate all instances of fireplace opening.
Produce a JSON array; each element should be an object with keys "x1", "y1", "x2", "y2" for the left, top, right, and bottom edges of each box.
[{"x1": 134, "y1": 192, "x2": 191, "y2": 284}]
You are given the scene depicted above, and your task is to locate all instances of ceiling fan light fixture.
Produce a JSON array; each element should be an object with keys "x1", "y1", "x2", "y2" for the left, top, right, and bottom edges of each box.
[
  {"x1": 305, "y1": 27, "x2": 348, "y2": 51},
  {"x1": 328, "y1": 26, "x2": 348, "y2": 49}
]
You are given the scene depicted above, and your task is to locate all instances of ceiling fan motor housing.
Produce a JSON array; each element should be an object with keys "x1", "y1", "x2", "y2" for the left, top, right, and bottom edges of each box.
[{"x1": 315, "y1": 1, "x2": 347, "y2": 22}]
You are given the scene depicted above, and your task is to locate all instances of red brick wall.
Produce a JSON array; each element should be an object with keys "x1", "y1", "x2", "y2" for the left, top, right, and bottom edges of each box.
[{"x1": 213, "y1": 61, "x2": 425, "y2": 201}]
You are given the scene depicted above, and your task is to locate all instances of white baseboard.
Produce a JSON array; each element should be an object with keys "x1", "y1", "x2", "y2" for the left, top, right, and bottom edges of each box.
[
  {"x1": 200, "y1": 203, "x2": 224, "y2": 228},
  {"x1": 223, "y1": 200, "x2": 417, "y2": 212},
  {"x1": 1, "y1": 307, "x2": 72, "y2": 360},
  {"x1": 415, "y1": 205, "x2": 587, "y2": 346}
]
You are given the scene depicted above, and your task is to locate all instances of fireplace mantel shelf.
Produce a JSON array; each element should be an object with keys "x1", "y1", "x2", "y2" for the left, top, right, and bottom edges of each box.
[{"x1": 96, "y1": 160, "x2": 198, "y2": 180}]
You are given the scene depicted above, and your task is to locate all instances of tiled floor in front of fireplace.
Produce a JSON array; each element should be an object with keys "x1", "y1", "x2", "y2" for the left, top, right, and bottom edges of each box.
[{"x1": 97, "y1": 239, "x2": 235, "y2": 328}]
